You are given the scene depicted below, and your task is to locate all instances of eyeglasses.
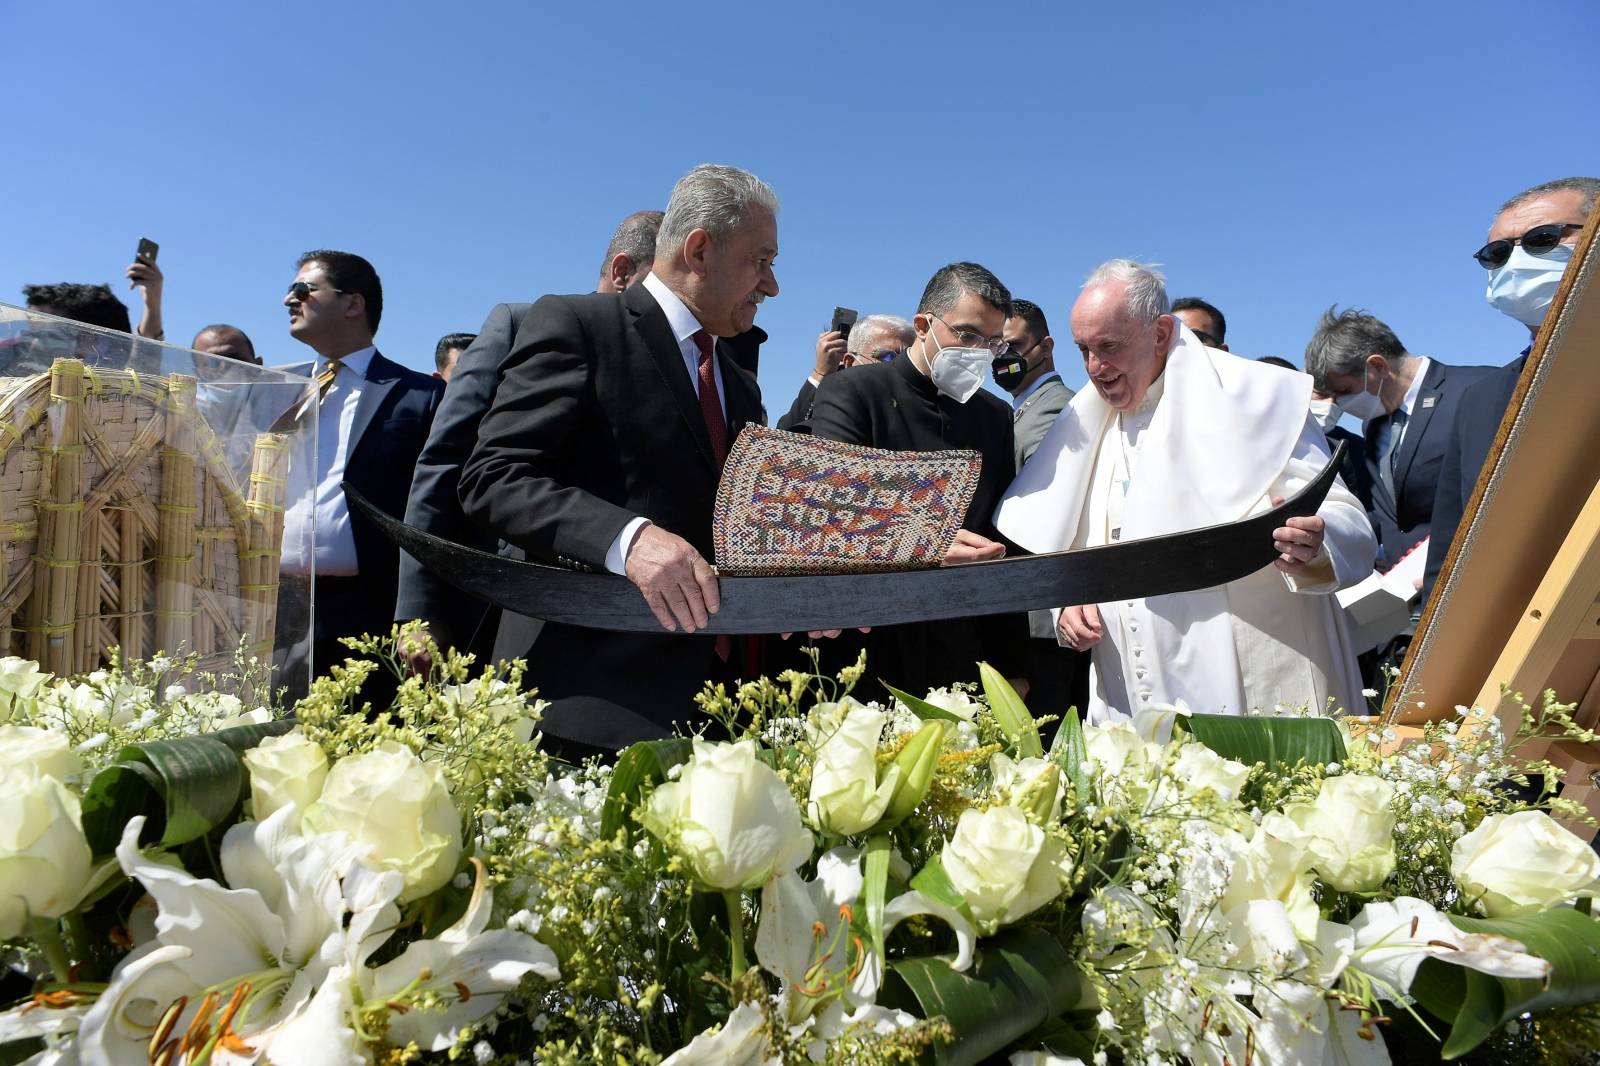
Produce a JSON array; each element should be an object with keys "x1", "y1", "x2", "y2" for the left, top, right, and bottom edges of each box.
[
  {"x1": 1191, "y1": 329, "x2": 1221, "y2": 348},
  {"x1": 864, "y1": 348, "x2": 902, "y2": 362},
  {"x1": 1473, "y1": 222, "x2": 1584, "y2": 270},
  {"x1": 931, "y1": 314, "x2": 1009, "y2": 355},
  {"x1": 286, "y1": 281, "x2": 347, "y2": 300}
]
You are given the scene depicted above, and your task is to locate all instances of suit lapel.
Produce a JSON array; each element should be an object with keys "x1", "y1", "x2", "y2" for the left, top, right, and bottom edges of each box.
[
  {"x1": 351, "y1": 351, "x2": 402, "y2": 452},
  {"x1": 716, "y1": 343, "x2": 763, "y2": 440},
  {"x1": 625, "y1": 283, "x2": 717, "y2": 470},
  {"x1": 1392, "y1": 360, "x2": 1444, "y2": 496}
]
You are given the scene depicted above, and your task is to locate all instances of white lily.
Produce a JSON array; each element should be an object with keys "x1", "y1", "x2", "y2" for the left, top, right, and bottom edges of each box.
[
  {"x1": 659, "y1": 1001, "x2": 779, "y2": 1066},
  {"x1": 74, "y1": 809, "x2": 385, "y2": 1065},
  {"x1": 756, "y1": 847, "x2": 974, "y2": 1025},
  {"x1": 1346, "y1": 896, "x2": 1552, "y2": 995}
]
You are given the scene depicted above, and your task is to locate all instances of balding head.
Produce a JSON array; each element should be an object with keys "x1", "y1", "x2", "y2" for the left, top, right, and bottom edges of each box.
[{"x1": 191, "y1": 324, "x2": 260, "y2": 365}]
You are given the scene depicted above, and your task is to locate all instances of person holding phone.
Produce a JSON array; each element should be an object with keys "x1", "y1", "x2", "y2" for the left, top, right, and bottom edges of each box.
[{"x1": 126, "y1": 238, "x2": 164, "y2": 341}]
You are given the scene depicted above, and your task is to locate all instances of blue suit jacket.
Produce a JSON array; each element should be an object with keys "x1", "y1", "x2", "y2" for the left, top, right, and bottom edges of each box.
[
  {"x1": 282, "y1": 351, "x2": 444, "y2": 644},
  {"x1": 1422, "y1": 354, "x2": 1526, "y2": 603},
  {"x1": 1362, "y1": 359, "x2": 1497, "y2": 571}
]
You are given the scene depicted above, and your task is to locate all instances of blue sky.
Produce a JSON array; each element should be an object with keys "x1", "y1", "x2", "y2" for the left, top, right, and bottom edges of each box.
[{"x1": 5, "y1": 0, "x2": 1596, "y2": 411}]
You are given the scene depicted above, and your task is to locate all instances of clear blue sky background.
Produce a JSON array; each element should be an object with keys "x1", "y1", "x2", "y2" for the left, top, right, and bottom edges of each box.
[{"x1": 5, "y1": 0, "x2": 1596, "y2": 411}]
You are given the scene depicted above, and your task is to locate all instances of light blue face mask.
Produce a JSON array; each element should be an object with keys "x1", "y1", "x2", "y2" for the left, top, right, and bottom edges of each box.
[{"x1": 1486, "y1": 242, "x2": 1575, "y2": 329}]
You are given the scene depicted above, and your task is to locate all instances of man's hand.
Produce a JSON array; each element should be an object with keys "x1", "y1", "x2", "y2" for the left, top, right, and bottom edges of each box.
[
  {"x1": 397, "y1": 622, "x2": 449, "y2": 676},
  {"x1": 625, "y1": 524, "x2": 721, "y2": 633},
  {"x1": 1270, "y1": 496, "x2": 1326, "y2": 575},
  {"x1": 813, "y1": 330, "x2": 848, "y2": 380},
  {"x1": 126, "y1": 256, "x2": 164, "y2": 340},
  {"x1": 942, "y1": 529, "x2": 1006, "y2": 566},
  {"x1": 1057, "y1": 604, "x2": 1104, "y2": 650}
]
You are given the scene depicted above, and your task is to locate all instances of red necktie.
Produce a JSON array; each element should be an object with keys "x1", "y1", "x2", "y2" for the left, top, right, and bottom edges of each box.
[
  {"x1": 692, "y1": 329, "x2": 735, "y2": 662},
  {"x1": 691, "y1": 330, "x2": 729, "y2": 466}
]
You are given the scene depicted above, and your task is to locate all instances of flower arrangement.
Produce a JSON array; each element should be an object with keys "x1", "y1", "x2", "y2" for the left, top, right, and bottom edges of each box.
[{"x1": 3, "y1": 633, "x2": 1600, "y2": 1066}]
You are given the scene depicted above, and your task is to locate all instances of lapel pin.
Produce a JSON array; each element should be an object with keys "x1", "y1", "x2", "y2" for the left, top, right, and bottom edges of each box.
[{"x1": 1422, "y1": 396, "x2": 1437, "y2": 408}]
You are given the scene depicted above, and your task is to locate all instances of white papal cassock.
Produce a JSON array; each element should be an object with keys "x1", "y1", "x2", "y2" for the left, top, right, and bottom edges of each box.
[{"x1": 994, "y1": 327, "x2": 1375, "y2": 724}]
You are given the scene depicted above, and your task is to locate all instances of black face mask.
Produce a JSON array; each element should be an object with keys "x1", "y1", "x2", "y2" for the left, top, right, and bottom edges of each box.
[{"x1": 992, "y1": 349, "x2": 1037, "y2": 394}]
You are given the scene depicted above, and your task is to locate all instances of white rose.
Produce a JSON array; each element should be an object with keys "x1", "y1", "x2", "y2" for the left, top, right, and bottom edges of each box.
[
  {"x1": 0, "y1": 657, "x2": 49, "y2": 721},
  {"x1": 808, "y1": 700, "x2": 899, "y2": 836},
  {"x1": 1170, "y1": 742, "x2": 1252, "y2": 803},
  {"x1": 942, "y1": 806, "x2": 1074, "y2": 934},
  {"x1": 242, "y1": 732, "x2": 330, "y2": 826},
  {"x1": 302, "y1": 741, "x2": 461, "y2": 901},
  {"x1": 0, "y1": 724, "x2": 81, "y2": 783},
  {"x1": 917, "y1": 687, "x2": 979, "y2": 721},
  {"x1": 1084, "y1": 722, "x2": 1160, "y2": 803},
  {"x1": 439, "y1": 679, "x2": 539, "y2": 743},
  {"x1": 990, "y1": 753, "x2": 1065, "y2": 824},
  {"x1": 1285, "y1": 774, "x2": 1396, "y2": 893},
  {"x1": 642, "y1": 739, "x2": 813, "y2": 891},
  {"x1": 1220, "y1": 814, "x2": 1320, "y2": 942},
  {"x1": 0, "y1": 767, "x2": 93, "y2": 937},
  {"x1": 1452, "y1": 810, "x2": 1600, "y2": 917}
]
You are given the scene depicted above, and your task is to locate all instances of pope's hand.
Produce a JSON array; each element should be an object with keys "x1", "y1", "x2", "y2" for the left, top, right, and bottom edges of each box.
[
  {"x1": 625, "y1": 524, "x2": 720, "y2": 633},
  {"x1": 1271, "y1": 496, "x2": 1326, "y2": 575},
  {"x1": 942, "y1": 529, "x2": 1006, "y2": 565},
  {"x1": 1057, "y1": 604, "x2": 1104, "y2": 649}
]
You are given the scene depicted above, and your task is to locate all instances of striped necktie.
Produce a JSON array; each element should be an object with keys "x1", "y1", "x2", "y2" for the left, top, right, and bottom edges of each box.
[{"x1": 316, "y1": 357, "x2": 345, "y2": 401}]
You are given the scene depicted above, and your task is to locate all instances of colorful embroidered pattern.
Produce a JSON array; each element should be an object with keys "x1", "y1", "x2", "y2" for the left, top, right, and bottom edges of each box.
[{"x1": 713, "y1": 425, "x2": 982, "y2": 575}]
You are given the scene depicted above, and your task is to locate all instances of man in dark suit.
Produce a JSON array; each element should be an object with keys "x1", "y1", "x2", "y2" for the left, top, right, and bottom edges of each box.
[
  {"x1": 1425, "y1": 176, "x2": 1598, "y2": 602},
  {"x1": 459, "y1": 165, "x2": 778, "y2": 750},
  {"x1": 1304, "y1": 307, "x2": 1495, "y2": 576},
  {"x1": 276, "y1": 250, "x2": 444, "y2": 695},
  {"x1": 807, "y1": 262, "x2": 1028, "y2": 699},
  {"x1": 394, "y1": 210, "x2": 667, "y2": 675}
]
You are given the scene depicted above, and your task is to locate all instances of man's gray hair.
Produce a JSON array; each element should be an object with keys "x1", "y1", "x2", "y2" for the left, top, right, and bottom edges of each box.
[
  {"x1": 655, "y1": 164, "x2": 779, "y2": 262},
  {"x1": 1498, "y1": 176, "x2": 1600, "y2": 218},
  {"x1": 1303, "y1": 305, "x2": 1409, "y2": 390},
  {"x1": 848, "y1": 314, "x2": 914, "y2": 354},
  {"x1": 1083, "y1": 259, "x2": 1170, "y2": 323},
  {"x1": 600, "y1": 210, "x2": 664, "y2": 276}
]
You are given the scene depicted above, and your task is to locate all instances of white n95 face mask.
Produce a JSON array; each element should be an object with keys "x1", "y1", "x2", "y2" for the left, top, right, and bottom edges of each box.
[
  {"x1": 1309, "y1": 396, "x2": 1342, "y2": 433},
  {"x1": 927, "y1": 339, "x2": 991, "y2": 403},
  {"x1": 1332, "y1": 364, "x2": 1387, "y2": 422},
  {"x1": 1486, "y1": 242, "x2": 1575, "y2": 328}
]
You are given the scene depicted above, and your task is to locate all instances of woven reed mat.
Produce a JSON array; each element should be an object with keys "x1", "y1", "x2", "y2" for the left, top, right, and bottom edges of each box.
[{"x1": 712, "y1": 425, "x2": 981, "y2": 576}]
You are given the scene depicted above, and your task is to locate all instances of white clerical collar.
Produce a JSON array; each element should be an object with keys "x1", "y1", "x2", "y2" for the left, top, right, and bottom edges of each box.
[
  {"x1": 325, "y1": 345, "x2": 376, "y2": 378},
  {"x1": 641, "y1": 272, "x2": 706, "y2": 345},
  {"x1": 1127, "y1": 372, "x2": 1165, "y2": 419},
  {"x1": 1011, "y1": 372, "x2": 1061, "y2": 412},
  {"x1": 1397, "y1": 356, "x2": 1430, "y2": 418}
]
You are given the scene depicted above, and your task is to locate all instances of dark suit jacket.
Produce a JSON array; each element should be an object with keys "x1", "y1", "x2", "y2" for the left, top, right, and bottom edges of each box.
[
  {"x1": 458, "y1": 283, "x2": 764, "y2": 744},
  {"x1": 395, "y1": 302, "x2": 534, "y2": 653},
  {"x1": 725, "y1": 326, "x2": 767, "y2": 376},
  {"x1": 1362, "y1": 359, "x2": 1498, "y2": 571},
  {"x1": 807, "y1": 357, "x2": 1028, "y2": 696},
  {"x1": 305, "y1": 351, "x2": 445, "y2": 644},
  {"x1": 776, "y1": 378, "x2": 817, "y2": 431},
  {"x1": 1423, "y1": 354, "x2": 1526, "y2": 603}
]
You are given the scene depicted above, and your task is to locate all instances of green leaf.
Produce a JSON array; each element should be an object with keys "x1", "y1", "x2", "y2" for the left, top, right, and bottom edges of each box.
[
  {"x1": 909, "y1": 855, "x2": 974, "y2": 925},
  {"x1": 883, "y1": 926, "x2": 1095, "y2": 1066},
  {"x1": 1408, "y1": 906, "x2": 1600, "y2": 1059},
  {"x1": 79, "y1": 720, "x2": 294, "y2": 855},
  {"x1": 882, "y1": 683, "x2": 969, "y2": 725},
  {"x1": 599, "y1": 737, "x2": 694, "y2": 840},
  {"x1": 0, "y1": 1038, "x2": 44, "y2": 1066},
  {"x1": 1049, "y1": 708, "x2": 1091, "y2": 806},
  {"x1": 1177, "y1": 713, "x2": 1345, "y2": 771},
  {"x1": 863, "y1": 833, "x2": 892, "y2": 965},
  {"x1": 978, "y1": 662, "x2": 1043, "y2": 758}
]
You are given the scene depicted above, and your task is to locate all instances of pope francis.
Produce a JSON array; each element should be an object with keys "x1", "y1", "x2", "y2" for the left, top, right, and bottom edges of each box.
[{"x1": 995, "y1": 260, "x2": 1375, "y2": 724}]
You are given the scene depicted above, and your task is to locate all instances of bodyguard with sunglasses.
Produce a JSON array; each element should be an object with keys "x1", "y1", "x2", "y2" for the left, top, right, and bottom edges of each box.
[
  {"x1": 275, "y1": 250, "x2": 444, "y2": 697},
  {"x1": 1423, "y1": 176, "x2": 1600, "y2": 604}
]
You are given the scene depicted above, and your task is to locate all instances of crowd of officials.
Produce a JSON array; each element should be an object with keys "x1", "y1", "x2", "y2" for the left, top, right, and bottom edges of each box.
[{"x1": 16, "y1": 169, "x2": 1596, "y2": 755}]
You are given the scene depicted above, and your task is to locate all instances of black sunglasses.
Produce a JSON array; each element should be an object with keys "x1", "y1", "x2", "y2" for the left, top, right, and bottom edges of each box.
[
  {"x1": 1473, "y1": 222, "x2": 1584, "y2": 270},
  {"x1": 286, "y1": 281, "x2": 347, "y2": 300},
  {"x1": 1191, "y1": 328, "x2": 1221, "y2": 348}
]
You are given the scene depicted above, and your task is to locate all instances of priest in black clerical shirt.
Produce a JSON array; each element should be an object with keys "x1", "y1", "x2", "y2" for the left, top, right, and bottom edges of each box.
[{"x1": 807, "y1": 262, "x2": 1030, "y2": 700}]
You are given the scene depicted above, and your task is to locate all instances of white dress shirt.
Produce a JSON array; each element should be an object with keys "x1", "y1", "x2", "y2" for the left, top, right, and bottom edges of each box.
[
  {"x1": 1389, "y1": 356, "x2": 1430, "y2": 453},
  {"x1": 603, "y1": 274, "x2": 726, "y2": 574},
  {"x1": 280, "y1": 345, "x2": 375, "y2": 577}
]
